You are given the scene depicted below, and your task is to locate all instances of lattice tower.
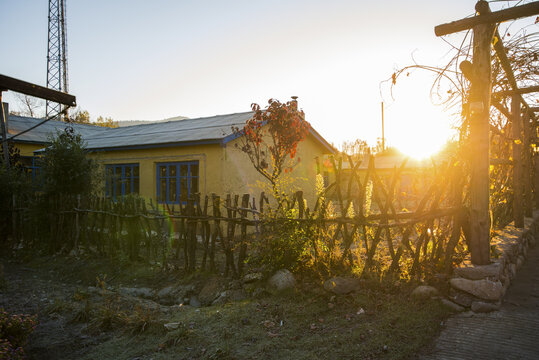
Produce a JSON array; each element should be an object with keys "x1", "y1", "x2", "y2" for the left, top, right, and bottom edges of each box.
[{"x1": 45, "y1": 0, "x2": 69, "y2": 119}]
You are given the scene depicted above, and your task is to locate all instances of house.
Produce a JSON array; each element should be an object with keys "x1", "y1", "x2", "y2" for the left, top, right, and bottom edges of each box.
[{"x1": 3, "y1": 109, "x2": 336, "y2": 206}]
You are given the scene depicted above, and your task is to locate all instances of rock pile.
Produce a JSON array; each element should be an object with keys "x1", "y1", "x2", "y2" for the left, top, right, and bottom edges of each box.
[{"x1": 444, "y1": 212, "x2": 539, "y2": 313}]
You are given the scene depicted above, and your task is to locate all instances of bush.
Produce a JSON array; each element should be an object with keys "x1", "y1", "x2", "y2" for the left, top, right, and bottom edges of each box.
[
  {"x1": 0, "y1": 308, "x2": 38, "y2": 359},
  {"x1": 249, "y1": 209, "x2": 309, "y2": 273},
  {"x1": 39, "y1": 127, "x2": 95, "y2": 197}
]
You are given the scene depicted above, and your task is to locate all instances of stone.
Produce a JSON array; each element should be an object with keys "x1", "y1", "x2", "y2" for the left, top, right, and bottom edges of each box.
[
  {"x1": 210, "y1": 289, "x2": 247, "y2": 306},
  {"x1": 509, "y1": 263, "x2": 517, "y2": 279},
  {"x1": 189, "y1": 296, "x2": 201, "y2": 308},
  {"x1": 449, "y1": 288, "x2": 477, "y2": 307},
  {"x1": 243, "y1": 272, "x2": 263, "y2": 283},
  {"x1": 199, "y1": 278, "x2": 222, "y2": 305},
  {"x1": 440, "y1": 298, "x2": 465, "y2": 312},
  {"x1": 323, "y1": 277, "x2": 360, "y2": 295},
  {"x1": 454, "y1": 261, "x2": 502, "y2": 281},
  {"x1": 471, "y1": 301, "x2": 501, "y2": 313},
  {"x1": 119, "y1": 287, "x2": 154, "y2": 299},
  {"x1": 410, "y1": 285, "x2": 439, "y2": 300},
  {"x1": 449, "y1": 278, "x2": 504, "y2": 301},
  {"x1": 157, "y1": 284, "x2": 195, "y2": 305},
  {"x1": 157, "y1": 286, "x2": 175, "y2": 299},
  {"x1": 212, "y1": 291, "x2": 230, "y2": 306},
  {"x1": 164, "y1": 322, "x2": 181, "y2": 331},
  {"x1": 267, "y1": 269, "x2": 295, "y2": 291},
  {"x1": 516, "y1": 255, "x2": 525, "y2": 269}
]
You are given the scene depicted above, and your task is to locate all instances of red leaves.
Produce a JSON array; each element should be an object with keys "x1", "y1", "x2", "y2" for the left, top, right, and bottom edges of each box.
[{"x1": 233, "y1": 98, "x2": 310, "y2": 182}]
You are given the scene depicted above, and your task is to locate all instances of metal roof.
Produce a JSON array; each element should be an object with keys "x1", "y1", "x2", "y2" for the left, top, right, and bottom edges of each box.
[
  {"x1": 3, "y1": 114, "x2": 109, "y2": 144},
  {"x1": 84, "y1": 111, "x2": 254, "y2": 150},
  {"x1": 4, "y1": 111, "x2": 335, "y2": 154}
]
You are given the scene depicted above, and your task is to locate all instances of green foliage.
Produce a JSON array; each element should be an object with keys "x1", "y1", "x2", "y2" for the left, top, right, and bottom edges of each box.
[
  {"x1": 39, "y1": 128, "x2": 95, "y2": 196},
  {"x1": 0, "y1": 308, "x2": 38, "y2": 360},
  {"x1": 249, "y1": 209, "x2": 309, "y2": 273}
]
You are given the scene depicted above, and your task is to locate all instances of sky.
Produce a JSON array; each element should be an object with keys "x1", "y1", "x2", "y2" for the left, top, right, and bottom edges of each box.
[{"x1": 1, "y1": 0, "x2": 534, "y2": 157}]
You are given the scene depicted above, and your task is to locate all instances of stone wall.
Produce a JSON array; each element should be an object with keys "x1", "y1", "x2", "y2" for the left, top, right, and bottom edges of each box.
[{"x1": 446, "y1": 211, "x2": 539, "y2": 313}]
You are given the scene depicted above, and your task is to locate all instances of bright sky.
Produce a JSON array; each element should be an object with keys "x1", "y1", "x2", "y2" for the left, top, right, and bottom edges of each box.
[{"x1": 0, "y1": 0, "x2": 531, "y2": 158}]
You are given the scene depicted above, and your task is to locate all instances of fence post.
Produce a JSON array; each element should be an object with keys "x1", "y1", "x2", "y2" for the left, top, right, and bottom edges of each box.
[
  {"x1": 467, "y1": 8, "x2": 495, "y2": 265},
  {"x1": 75, "y1": 195, "x2": 80, "y2": 254},
  {"x1": 522, "y1": 111, "x2": 533, "y2": 217},
  {"x1": 512, "y1": 95, "x2": 524, "y2": 227}
]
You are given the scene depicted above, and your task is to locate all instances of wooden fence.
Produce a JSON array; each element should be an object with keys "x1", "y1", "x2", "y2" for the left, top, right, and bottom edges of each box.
[{"x1": 6, "y1": 154, "x2": 467, "y2": 280}]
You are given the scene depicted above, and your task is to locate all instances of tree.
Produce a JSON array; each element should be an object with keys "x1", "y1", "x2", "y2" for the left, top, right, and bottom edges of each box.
[
  {"x1": 68, "y1": 108, "x2": 118, "y2": 128},
  {"x1": 96, "y1": 115, "x2": 119, "y2": 128},
  {"x1": 15, "y1": 94, "x2": 44, "y2": 118},
  {"x1": 69, "y1": 107, "x2": 90, "y2": 124},
  {"x1": 39, "y1": 127, "x2": 94, "y2": 196},
  {"x1": 233, "y1": 98, "x2": 310, "y2": 203}
]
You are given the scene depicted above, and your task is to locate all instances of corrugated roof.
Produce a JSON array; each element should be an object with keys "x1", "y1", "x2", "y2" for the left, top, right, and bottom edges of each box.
[
  {"x1": 84, "y1": 111, "x2": 255, "y2": 150},
  {"x1": 4, "y1": 111, "x2": 335, "y2": 154},
  {"x1": 3, "y1": 114, "x2": 109, "y2": 144}
]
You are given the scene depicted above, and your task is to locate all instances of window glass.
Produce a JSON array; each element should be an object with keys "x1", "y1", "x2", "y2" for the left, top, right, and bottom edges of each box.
[
  {"x1": 169, "y1": 178, "x2": 177, "y2": 202},
  {"x1": 180, "y1": 164, "x2": 188, "y2": 177},
  {"x1": 157, "y1": 161, "x2": 199, "y2": 204},
  {"x1": 106, "y1": 164, "x2": 140, "y2": 200}
]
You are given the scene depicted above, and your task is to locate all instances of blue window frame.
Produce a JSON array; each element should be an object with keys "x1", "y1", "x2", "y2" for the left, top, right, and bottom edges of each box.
[
  {"x1": 105, "y1": 163, "x2": 139, "y2": 200},
  {"x1": 157, "y1": 161, "x2": 199, "y2": 204}
]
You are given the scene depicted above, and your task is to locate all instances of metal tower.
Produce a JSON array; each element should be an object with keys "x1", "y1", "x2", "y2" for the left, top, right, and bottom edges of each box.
[{"x1": 46, "y1": 0, "x2": 69, "y2": 119}]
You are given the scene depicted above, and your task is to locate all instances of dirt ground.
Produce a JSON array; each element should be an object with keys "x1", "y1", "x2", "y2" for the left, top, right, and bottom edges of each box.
[{"x1": 0, "y1": 256, "x2": 451, "y2": 360}]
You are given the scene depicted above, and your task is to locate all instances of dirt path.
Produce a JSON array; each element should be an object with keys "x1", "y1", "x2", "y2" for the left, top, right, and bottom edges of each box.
[
  {"x1": 420, "y1": 243, "x2": 539, "y2": 360},
  {"x1": 0, "y1": 262, "x2": 104, "y2": 360}
]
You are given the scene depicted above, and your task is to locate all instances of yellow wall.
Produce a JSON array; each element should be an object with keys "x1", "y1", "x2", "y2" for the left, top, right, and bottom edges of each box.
[
  {"x1": 221, "y1": 133, "x2": 329, "y2": 207},
  {"x1": 13, "y1": 135, "x2": 332, "y2": 207},
  {"x1": 90, "y1": 144, "x2": 224, "y2": 201},
  {"x1": 13, "y1": 142, "x2": 44, "y2": 157}
]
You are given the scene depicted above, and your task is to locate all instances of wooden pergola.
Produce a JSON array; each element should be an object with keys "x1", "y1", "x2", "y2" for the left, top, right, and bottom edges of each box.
[{"x1": 435, "y1": 1, "x2": 539, "y2": 265}]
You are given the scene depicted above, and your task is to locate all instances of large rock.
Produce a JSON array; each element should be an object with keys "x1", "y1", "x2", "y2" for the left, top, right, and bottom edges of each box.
[
  {"x1": 267, "y1": 269, "x2": 295, "y2": 291},
  {"x1": 323, "y1": 277, "x2": 360, "y2": 295},
  {"x1": 119, "y1": 287, "x2": 154, "y2": 299},
  {"x1": 454, "y1": 260, "x2": 503, "y2": 281},
  {"x1": 410, "y1": 285, "x2": 439, "y2": 300},
  {"x1": 440, "y1": 298, "x2": 465, "y2": 312},
  {"x1": 449, "y1": 278, "x2": 504, "y2": 301},
  {"x1": 156, "y1": 284, "x2": 195, "y2": 305},
  {"x1": 449, "y1": 288, "x2": 478, "y2": 307},
  {"x1": 471, "y1": 301, "x2": 501, "y2": 313},
  {"x1": 198, "y1": 278, "x2": 222, "y2": 305}
]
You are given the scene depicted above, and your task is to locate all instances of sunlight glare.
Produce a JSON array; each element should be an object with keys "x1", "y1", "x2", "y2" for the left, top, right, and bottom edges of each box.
[{"x1": 384, "y1": 75, "x2": 454, "y2": 160}]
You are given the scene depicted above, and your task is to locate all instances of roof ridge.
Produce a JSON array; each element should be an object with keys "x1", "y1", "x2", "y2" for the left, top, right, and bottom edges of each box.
[
  {"x1": 9, "y1": 114, "x2": 112, "y2": 130},
  {"x1": 115, "y1": 111, "x2": 254, "y2": 129}
]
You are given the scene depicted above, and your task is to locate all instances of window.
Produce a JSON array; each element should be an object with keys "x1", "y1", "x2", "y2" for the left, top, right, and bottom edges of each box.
[
  {"x1": 105, "y1": 164, "x2": 139, "y2": 200},
  {"x1": 157, "y1": 161, "x2": 199, "y2": 204}
]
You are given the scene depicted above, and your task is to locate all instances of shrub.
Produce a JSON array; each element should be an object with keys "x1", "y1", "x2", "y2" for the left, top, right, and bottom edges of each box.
[
  {"x1": 0, "y1": 308, "x2": 38, "y2": 359},
  {"x1": 249, "y1": 209, "x2": 309, "y2": 273}
]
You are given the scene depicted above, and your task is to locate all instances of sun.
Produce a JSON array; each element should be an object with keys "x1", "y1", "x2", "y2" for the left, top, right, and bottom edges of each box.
[{"x1": 383, "y1": 78, "x2": 454, "y2": 160}]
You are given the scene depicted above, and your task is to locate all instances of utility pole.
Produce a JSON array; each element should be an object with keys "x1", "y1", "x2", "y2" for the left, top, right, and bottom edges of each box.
[{"x1": 381, "y1": 101, "x2": 385, "y2": 152}]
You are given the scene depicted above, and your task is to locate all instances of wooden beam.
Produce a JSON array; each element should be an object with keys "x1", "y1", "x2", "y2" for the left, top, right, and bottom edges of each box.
[
  {"x1": 522, "y1": 112, "x2": 533, "y2": 217},
  {"x1": 512, "y1": 94, "x2": 524, "y2": 228},
  {"x1": 494, "y1": 85, "x2": 539, "y2": 97},
  {"x1": 534, "y1": 154, "x2": 539, "y2": 209},
  {"x1": 530, "y1": 107, "x2": 539, "y2": 112},
  {"x1": 468, "y1": 16, "x2": 495, "y2": 265},
  {"x1": 0, "y1": 74, "x2": 76, "y2": 106},
  {"x1": 435, "y1": 1, "x2": 539, "y2": 37}
]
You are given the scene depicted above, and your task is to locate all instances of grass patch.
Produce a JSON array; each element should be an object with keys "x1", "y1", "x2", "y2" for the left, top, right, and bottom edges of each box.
[{"x1": 82, "y1": 287, "x2": 450, "y2": 360}]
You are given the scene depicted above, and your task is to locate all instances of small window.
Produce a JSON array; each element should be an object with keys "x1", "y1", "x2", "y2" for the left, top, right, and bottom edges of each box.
[
  {"x1": 156, "y1": 161, "x2": 199, "y2": 204},
  {"x1": 105, "y1": 163, "x2": 140, "y2": 200}
]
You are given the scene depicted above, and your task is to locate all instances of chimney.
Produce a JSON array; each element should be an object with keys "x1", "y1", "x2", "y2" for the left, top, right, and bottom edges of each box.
[{"x1": 291, "y1": 96, "x2": 298, "y2": 110}]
